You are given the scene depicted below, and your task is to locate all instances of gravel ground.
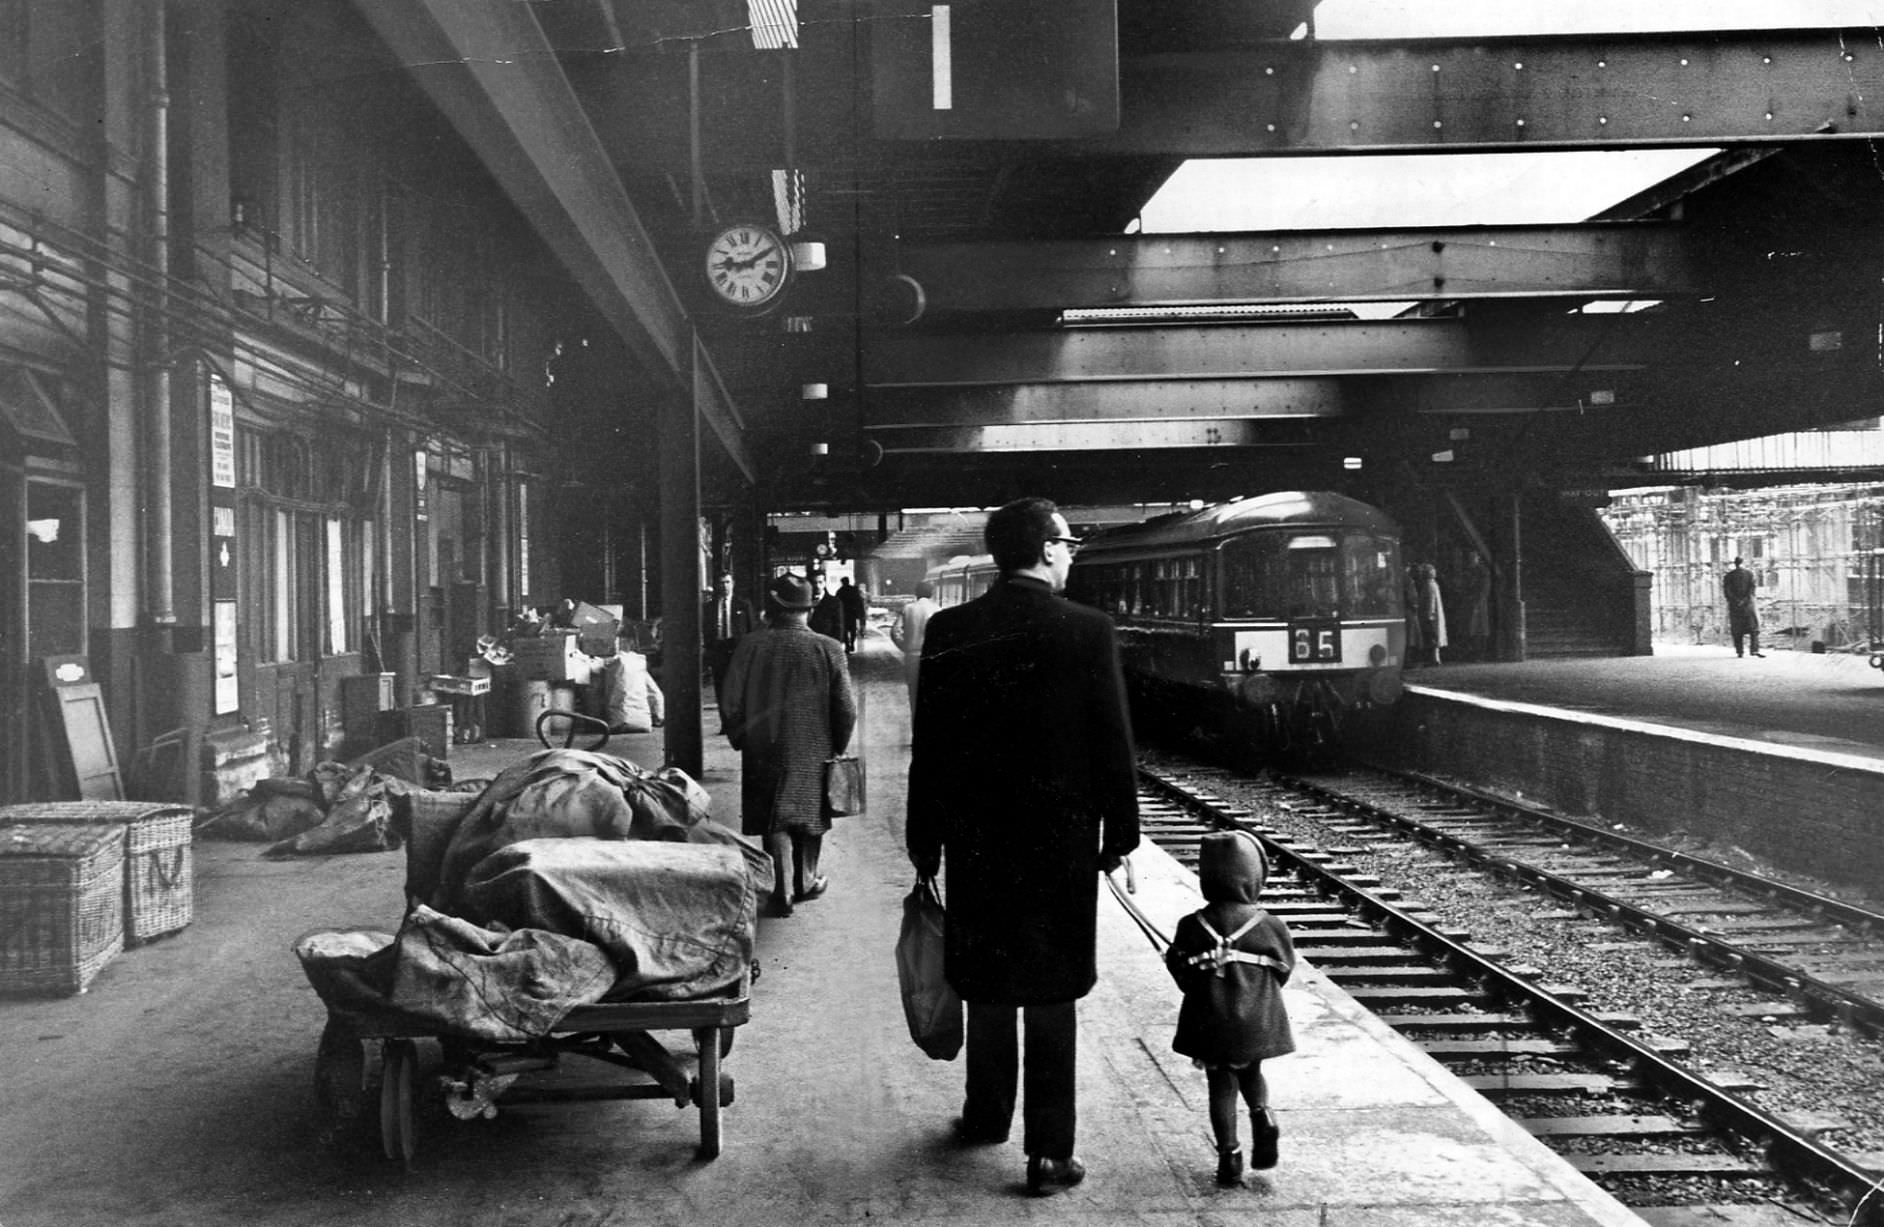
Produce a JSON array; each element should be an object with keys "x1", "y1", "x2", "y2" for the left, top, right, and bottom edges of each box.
[{"x1": 1143, "y1": 751, "x2": 1884, "y2": 1178}]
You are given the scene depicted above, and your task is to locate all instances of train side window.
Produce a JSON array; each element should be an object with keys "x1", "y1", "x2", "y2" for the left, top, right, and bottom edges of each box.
[
  {"x1": 1221, "y1": 534, "x2": 1287, "y2": 618},
  {"x1": 1342, "y1": 534, "x2": 1401, "y2": 616},
  {"x1": 1289, "y1": 547, "x2": 1340, "y2": 618}
]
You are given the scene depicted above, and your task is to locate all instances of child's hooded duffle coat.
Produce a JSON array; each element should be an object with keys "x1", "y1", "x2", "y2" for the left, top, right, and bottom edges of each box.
[{"x1": 1165, "y1": 829, "x2": 1297, "y2": 1067}]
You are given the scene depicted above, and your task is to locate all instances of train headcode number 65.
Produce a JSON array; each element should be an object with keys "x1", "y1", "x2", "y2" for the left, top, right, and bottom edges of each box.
[{"x1": 1289, "y1": 620, "x2": 1342, "y2": 663}]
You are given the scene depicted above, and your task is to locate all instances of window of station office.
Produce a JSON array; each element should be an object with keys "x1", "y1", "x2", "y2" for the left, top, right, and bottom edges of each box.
[
  {"x1": 235, "y1": 426, "x2": 371, "y2": 665},
  {"x1": 24, "y1": 478, "x2": 84, "y2": 661}
]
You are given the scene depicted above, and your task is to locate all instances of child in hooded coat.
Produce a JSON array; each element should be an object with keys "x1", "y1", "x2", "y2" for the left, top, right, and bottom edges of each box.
[{"x1": 1164, "y1": 829, "x2": 1296, "y2": 1187}]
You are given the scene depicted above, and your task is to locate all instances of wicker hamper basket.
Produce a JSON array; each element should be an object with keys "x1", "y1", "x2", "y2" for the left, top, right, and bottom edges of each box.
[
  {"x1": 0, "y1": 803, "x2": 193, "y2": 944},
  {"x1": 0, "y1": 823, "x2": 125, "y2": 996}
]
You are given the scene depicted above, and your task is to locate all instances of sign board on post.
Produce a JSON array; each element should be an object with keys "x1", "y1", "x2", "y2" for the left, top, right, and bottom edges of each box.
[{"x1": 869, "y1": 0, "x2": 1119, "y2": 140}]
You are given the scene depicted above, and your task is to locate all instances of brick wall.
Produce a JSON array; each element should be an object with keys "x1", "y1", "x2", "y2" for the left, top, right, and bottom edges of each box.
[{"x1": 1373, "y1": 692, "x2": 1884, "y2": 889}]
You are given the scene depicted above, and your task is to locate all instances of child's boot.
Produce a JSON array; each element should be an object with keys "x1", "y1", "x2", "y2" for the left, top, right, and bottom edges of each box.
[
  {"x1": 1250, "y1": 1109, "x2": 1280, "y2": 1170},
  {"x1": 1215, "y1": 1146, "x2": 1244, "y2": 1187}
]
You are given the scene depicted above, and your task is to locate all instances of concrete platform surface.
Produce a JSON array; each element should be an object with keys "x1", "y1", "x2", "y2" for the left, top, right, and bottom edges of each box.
[
  {"x1": 0, "y1": 633, "x2": 1645, "y2": 1226},
  {"x1": 1415, "y1": 643, "x2": 1884, "y2": 763}
]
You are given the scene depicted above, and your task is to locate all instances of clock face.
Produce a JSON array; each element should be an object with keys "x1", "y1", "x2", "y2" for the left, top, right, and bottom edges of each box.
[{"x1": 704, "y1": 224, "x2": 791, "y2": 308}]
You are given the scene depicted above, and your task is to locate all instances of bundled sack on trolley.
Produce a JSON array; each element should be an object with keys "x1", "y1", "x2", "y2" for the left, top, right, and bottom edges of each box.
[
  {"x1": 296, "y1": 746, "x2": 771, "y2": 1044},
  {"x1": 198, "y1": 755, "x2": 460, "y2": 859}
]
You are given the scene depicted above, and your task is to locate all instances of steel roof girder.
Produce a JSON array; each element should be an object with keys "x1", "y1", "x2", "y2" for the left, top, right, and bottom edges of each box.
[
  {"x1": 888, "y1": 224, "x2": 1702, "y2": 313},
  {"x1": 861, "y1": 370, "x2": 1604, "y2": 439},
  {"x1": 863, "y1": 316, "x2": 1660, "y2": 387},
  {"x1": 869, "y1": 418, "x2": 1316, "y2": 454},
  {"x1": 1102, "y1": 33, "x2": 1884, "y2": 156}
]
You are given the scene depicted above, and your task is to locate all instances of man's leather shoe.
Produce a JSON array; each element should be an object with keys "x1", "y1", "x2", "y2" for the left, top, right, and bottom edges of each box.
[
  {"x1": 1026, "y1": 1155, "x2": 1086, "y2": 1195},
  {"x1": 793, "y1": 875, "x2": 829, "y2": 903},
  {"x1": 951, "y1": 1116, "x2": 1008, "y2": 1145},
  {"x1": 1751, "y1": 651, "x2": 1765, "y2": 658},
  {"x1": 763, "y1": 894, "x2": 793, "y2": 919}
]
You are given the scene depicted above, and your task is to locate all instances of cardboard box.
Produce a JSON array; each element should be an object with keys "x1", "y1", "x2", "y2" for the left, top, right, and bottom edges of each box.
[
  {"x1": 568, "y1": 601, "x2": 621, "y2": 657},
  {"x1": 512, "y1": 631, "x2": 586, "y2": 682}
]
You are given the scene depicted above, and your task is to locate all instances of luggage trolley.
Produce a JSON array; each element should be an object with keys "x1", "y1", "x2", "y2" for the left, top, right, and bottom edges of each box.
[{"x1": 305, "y1": 712, "x2": 753, "y2": 1162}]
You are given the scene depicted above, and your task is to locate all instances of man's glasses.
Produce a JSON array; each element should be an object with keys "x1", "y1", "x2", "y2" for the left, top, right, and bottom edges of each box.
[{"x1": 1049, "y1": 536, "x2": 1082, "y2": 554}]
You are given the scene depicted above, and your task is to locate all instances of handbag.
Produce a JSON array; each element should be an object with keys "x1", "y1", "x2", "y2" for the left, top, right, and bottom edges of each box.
[
  {"x1": 822, "y1": 754, "x2": 865, "y2": 817},
  {"x1": 895, "y1": 878, "x2": 962, "y2": 1060}
]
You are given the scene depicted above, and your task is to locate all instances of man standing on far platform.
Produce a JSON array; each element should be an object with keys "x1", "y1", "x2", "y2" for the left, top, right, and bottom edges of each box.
[
  {"x1": 1723, "y1": 556, "x2": 1763, "y2": 658},
  {"x1": 906, "y1": 497, "x2": 1141, "y2": 1197}
]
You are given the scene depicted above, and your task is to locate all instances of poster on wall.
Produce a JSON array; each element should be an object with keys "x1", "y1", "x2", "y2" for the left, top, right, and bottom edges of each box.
[
  {"x1": 214, "y1": 600, "x2": 239, "y2": 714},
  {"x1": 210, "y1": 376, "x2": 235, "y2": 489},
  {"x1": 518, "y1": 480, "x2": 531, "y2": 600}
]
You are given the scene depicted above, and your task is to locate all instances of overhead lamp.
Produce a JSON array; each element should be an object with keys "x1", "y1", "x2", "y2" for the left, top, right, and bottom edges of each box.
[
  {"x1": 1448, "y1": 427, "x2": 1471, "y2": 441},
  {"x1": 1431, "y1": 449, "x2": 1455, "y2": 464},
  {"x1": 1343, "y1": 456, "x2": 1363, "y2": 470},
  {"x1": 1588, "y1": 390, "x2": 1616, "y2": 406},
  {"x1": 801, "y1": 382, "x2": 829, "y2": 401},
  {"x1": 809, "y1": 441, "x2": 830, "y2": 456},
  {"x1": 789, "y1": 240, "x2": 827, "y2": 272}
]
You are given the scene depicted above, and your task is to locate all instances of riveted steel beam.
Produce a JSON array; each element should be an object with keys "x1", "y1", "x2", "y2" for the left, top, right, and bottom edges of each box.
[
  {"x1": 888, "y1": 224, "x2": 1701, "y2": 313},
  {"x1": 1097, "y1": 32, "x2": 1884, "y2": 156},
  {"x1": 576, "y1": 31, "x2": 1884, "y2": 172}
]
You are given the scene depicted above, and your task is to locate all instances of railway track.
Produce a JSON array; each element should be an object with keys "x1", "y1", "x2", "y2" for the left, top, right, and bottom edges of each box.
[
  {"x1": 1134, "y1": 761, "x2": 1884, "y2": 1225},
  {"x1": 1280, "y1": 764, "x2": 1884, "y2": 1038}
]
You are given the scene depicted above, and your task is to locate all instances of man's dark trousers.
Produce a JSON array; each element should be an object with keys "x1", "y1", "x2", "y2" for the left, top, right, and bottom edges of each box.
[{"x1": 963, "y1": 1001, "x2": 1076, "y2": 1159}]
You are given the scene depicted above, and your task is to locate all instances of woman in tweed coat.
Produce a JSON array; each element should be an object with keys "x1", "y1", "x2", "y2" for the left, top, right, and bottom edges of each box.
[{"x1": 721, "y1": 572, "x2": 858, "y2": 916}]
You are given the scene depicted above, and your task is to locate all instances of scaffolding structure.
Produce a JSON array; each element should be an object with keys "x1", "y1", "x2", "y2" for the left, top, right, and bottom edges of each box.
[{"x1": 1601, "y1": 484, "x2": 1884, "y2": 650}]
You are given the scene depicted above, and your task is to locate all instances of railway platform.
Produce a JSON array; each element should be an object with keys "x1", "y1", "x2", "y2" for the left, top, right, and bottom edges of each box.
[
  {"x1": 0, "y1": 631, "x2": 1644, "y2": 1227},
  {"x1": 1387, "y1": 643, "x2": 1884, "y2": 894},
  {"x1": 1415, "y1": 642, "x2": 1884, "y2": 762}
]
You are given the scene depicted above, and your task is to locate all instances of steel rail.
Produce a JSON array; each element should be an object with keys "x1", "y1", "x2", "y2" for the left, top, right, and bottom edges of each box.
[
  {"x1": 1390, "y1": 766, "x2": 1884, "y2": 936},
  {"x1": 1137, "y1": 765, "x2": 1884, "y2": 1225}
]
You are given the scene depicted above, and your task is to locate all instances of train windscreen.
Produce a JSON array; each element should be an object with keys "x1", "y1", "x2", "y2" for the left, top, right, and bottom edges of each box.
[{"x1": 1220, "y1": 530, "x2": 1400, "y2": 619}]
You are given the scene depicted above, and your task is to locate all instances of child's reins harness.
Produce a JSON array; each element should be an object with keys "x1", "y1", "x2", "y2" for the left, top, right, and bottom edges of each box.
[{"x1": 1182, "y1": 914, "x2": 1289, "y2": 977}]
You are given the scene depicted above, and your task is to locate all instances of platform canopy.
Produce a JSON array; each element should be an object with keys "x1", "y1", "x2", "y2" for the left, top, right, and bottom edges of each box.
[{"x1": 368, "y1": 0, "x2": 1884, "y2": 510}]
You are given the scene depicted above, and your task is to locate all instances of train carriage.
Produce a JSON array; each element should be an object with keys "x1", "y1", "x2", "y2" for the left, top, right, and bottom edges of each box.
[
  {"x1": 923, "y1": 553, "x2": 1000, "y2": 609},
  {"x1": 1066, "y1": 492, "x2": 1405, "y2": 758}
]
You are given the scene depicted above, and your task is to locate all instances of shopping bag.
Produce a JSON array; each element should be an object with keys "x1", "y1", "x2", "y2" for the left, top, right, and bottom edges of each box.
[
  {"x1": 823, "y1": 754, "x2": 866, "y2": 817},
  {"x1": 895, "y1": 878, "x2": 962, "y2": 1060}
]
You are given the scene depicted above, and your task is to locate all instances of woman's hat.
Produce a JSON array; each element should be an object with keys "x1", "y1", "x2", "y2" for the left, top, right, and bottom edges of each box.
[{"x1": 768, "y1": 573, "x2": 814, "y2": 609}]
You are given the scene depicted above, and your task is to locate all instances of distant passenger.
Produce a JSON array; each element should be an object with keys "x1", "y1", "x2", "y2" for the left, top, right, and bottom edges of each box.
[
  {"x1": 1723, "y1": 557, "x2": 1763, "y2": 658},
  {"x1": 1461, "y1": 551, "x2": 1492, "y2": 660},
  {"x1": 703, "y1": 571, "x2": 757, "y2": 705},
  {"x1": 809, "y1": 572, "x2": 845, "y2": 643},
  {"x1": 907, "y1": 496, "x2": 1140, "y2": 1197},
  {"x1": 837, "y1": 576, "x2": 867, "y2": 653},
  {"x1": 1164, "y1": 829, "x2": 1297, "y2": 1187},
  {"x1": 891, "y1": 579, "x2": 940, "y2": 712},
  {"x1": 1414, "y1": 563, "x2": 1447, "y2": 666}
]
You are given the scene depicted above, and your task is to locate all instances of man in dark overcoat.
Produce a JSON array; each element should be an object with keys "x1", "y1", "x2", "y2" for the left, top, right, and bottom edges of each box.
[
  {"x1": 906, "y1": 496, "x2": 1140, "y2": 1196},
  {"x1": 1722, "y1": 556, "x2": 1762, "y2": 658},
  {"x1": 722, "y1": 573, "x2": 857, "y2": 916}
]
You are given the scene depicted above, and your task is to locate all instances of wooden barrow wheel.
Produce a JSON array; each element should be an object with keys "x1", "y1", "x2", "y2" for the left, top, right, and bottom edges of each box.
[
  {"x1": 313, "y1": 1019, "x2": 380, "y2": 1147},
  {"x1": 379, "y1": 1038, "x2": 419, "y2": 1163},
  {"x1": 688, "y1": 1026, "x2": 736, "y2": 1158}
]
